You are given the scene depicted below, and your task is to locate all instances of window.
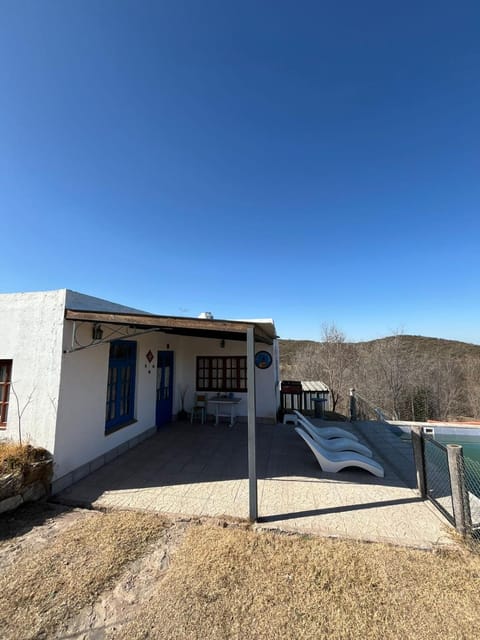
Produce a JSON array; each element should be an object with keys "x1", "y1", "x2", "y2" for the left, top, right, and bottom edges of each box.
[
  {"x1": 0, "y1": 360, "x2": 12, "y2": 427},
  {"x1": 105, "y1": 341, "x2": 137, "y2": 433},
  {"x1": 196, "y1": 356, "x2": 247, "y2": 392}
]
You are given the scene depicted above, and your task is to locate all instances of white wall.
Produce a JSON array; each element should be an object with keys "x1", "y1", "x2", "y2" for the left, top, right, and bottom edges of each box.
[
  {"x1": 54, "y1": 323, "x2": 162, "y2": 479},
  {"x1": 0, "y1": 290, "x2": 66, "y2": 452},
  {"x1": 169, "y1": 334, "x2": 279, "y2": 421},
  {"x1": 53, "y1": 324, "x2": 279, "y2": 479}
]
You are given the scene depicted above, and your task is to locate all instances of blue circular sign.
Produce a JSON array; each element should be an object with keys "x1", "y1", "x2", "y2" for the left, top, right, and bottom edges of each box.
[{"x1": 255, "y1": 350, "x2": 272, "y2": 369}]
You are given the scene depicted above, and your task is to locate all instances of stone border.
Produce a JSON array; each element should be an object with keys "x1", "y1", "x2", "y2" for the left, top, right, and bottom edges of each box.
[
  {"x1": 0, "y1": 459, "x2": 53, "y2": 514},
  {"x1": 51, "y1": 426, "x2": 157, "y2": 495}
]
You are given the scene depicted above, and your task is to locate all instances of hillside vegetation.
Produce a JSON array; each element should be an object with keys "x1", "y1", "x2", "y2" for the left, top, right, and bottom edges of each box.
[{"x1": 280, "y1": 334, "x2": 480, "y2": 421}]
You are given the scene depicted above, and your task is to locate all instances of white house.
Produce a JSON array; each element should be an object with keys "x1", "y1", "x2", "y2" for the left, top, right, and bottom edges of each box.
[{"x1": 0, "y1": 289, "x2": 279, "y2": 496}]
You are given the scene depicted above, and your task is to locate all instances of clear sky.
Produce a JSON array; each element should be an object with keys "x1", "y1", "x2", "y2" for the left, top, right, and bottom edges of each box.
[{"x1": 1, "y1": 1, "x2": 479, "y2": 344}]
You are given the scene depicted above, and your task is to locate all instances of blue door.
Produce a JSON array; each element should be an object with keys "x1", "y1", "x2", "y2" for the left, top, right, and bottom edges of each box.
[{"x1": 156, "y1": 351, "x2": 174, "y2": 427}]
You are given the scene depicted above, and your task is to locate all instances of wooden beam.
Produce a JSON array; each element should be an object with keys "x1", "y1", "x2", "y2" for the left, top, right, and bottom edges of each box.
[
  {"x1": 65, "y1": 309, "x2": 274, "y2": 344},
  {"x1": 66, "y1": 310, "x2": 250, "y2": 333}
]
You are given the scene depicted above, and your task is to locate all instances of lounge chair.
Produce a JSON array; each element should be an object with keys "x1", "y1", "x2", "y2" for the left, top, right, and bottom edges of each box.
[
  {"x1": 293, "y1": 410, "x2": 359, "y2": 441},
  {"x1": 299, "y1": 420, "x2": 373, "y2": 458},
  {"x1": 295, "y1": 427, "x2": 385, "y2": 478}
]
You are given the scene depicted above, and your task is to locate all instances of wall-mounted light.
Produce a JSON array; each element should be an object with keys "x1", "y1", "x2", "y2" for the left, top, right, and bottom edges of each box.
[
  {"x1": 220, "y1": 339, "x2": 225, "y2": 349},
  {"x1": 92, "y1": 324, "x2": 103, "y2": 340}
]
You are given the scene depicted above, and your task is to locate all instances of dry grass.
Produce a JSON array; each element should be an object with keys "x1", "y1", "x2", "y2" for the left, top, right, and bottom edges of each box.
[
  {"x1": 0, "y1": 440, "x2": 50, "y2": 474},
  {"x1": 2, "y1": 509, "x2": 480, "y2": 640},
  {"x1": 118, "y1": 525, "x2": 480, "y2": 640},
  {"x1": 0, "y1": 510, "x2": 169, "y2": 640},
  {"x1": 0, "y1": 441, "x2": 33, "y2": 472}
]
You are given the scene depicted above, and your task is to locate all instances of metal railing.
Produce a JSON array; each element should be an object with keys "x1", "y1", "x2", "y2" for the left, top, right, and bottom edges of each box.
[{"x1": 354, "y1": 392, "x2": 391, "y2": 422}]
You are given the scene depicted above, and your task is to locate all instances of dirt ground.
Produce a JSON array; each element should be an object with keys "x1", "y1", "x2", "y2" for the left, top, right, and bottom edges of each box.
[{"x1": 1, "y1": 501, "x2": 480, "y2": 640}]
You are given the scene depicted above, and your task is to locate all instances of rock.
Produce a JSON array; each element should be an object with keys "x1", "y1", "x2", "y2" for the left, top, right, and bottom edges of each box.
[
  {"x1": 22, "y1": 482, "x2": 46, "y2": 503},
  {"x1": 23, "y1": 459, "x2": 53, "y2": 487},
  {"x1": 0, "y1": 494, "x2": 23, "y2": 514},
  {"x1": 0, "y1": 471, "x2": 23, "y2": 501}
]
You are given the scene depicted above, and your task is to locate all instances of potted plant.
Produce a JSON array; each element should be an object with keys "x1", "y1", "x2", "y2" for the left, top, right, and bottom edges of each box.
[{"x1": 177, "y1": 385, "x2": 188, "y2": 421}]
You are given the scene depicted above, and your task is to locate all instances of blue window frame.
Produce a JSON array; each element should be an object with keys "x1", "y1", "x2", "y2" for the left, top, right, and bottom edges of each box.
[{"x1": 105, "y1": 341, "x2": 137, "y2": 433}]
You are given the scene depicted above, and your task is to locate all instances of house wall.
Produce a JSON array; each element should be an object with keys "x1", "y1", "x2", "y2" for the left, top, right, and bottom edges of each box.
[
  {"x1": 0, "y1": 290, "x2": 66, "y2": 452},
  {"x1": 54, "y1": 323, "x2": 161, "y2": 482},
  {"x1": 53, "y1": 322, "x2": 279, "y2": 484},
  {"x1": 172, "y1": 335, "x2": 279, "y2": 420}
]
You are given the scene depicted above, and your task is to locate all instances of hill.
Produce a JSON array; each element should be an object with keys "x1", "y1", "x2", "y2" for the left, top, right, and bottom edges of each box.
[
  {"x1": 279, "y1": 335, "x2": 480, "y2": 374},
  {"x1": 279, "y1": 335, "x2": 480, "y2": 421}
]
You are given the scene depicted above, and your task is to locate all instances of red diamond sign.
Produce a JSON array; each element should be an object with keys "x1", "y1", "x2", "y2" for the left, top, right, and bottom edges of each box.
[{"x1": 146, "y1": 350, "x2": 154, "y2": 363}]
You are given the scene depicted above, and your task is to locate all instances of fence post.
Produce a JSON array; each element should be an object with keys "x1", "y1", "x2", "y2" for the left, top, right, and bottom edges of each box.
[
  {"x1": 411, "y1": 426, "x2": 426, "y2": 499},
  {"x1": 447, "y1": 444, "x2": 472, "y2": 537},
  {"x1": 349, "y1": 388, "x2": 357, "y2": 422}
]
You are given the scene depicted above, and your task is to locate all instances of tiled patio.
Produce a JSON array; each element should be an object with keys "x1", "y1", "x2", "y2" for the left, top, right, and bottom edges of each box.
[{"x1": 57, "y1": 419, "x2": 454, "y2": 548}]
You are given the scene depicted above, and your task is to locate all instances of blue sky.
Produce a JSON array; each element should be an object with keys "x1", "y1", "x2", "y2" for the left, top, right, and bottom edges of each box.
[{"x1": 1, "y1": 1, "x2": 479, "y2": 343}]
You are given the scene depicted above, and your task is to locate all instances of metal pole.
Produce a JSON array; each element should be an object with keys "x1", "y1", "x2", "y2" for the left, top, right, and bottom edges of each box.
[
  {"x1": 247, "y1": 327, "x2": 257, "y2": 522},
  {"x1": 349, "y1": 388, "x2": 357, "y2": 422},
  {"x1": 411, "y1": 426, "x2": 426, "y2": 499},
  {"x1": 447, "y1": 444, "x2": 472, "y2": 537}
]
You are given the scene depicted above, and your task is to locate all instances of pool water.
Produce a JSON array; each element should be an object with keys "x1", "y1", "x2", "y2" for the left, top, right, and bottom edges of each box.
[
  {"x1": 435, "y1": 435, "x2": 480, "y2": 466},
  {"x1": 396, "y1": 429, "x2": 480, "y2": 465}
]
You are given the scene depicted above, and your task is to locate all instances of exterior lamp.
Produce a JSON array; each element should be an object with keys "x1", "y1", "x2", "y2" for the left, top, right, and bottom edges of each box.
[{"x1": 92, "y1": 324, "x2": 103, "y2": 340}]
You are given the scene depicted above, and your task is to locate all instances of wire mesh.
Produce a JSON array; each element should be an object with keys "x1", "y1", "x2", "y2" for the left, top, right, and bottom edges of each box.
[
  {"x1": 461, "y1": 455, "x2": 480, "y2": 531},
  {"x1": 423, "y1": 436, "x2": 455, "y2": 524}
]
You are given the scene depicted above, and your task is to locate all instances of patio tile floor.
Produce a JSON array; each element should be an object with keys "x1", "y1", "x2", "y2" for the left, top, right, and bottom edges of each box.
[{"x1": 57, "y1": 419, "x2": 454, "y2": 548}]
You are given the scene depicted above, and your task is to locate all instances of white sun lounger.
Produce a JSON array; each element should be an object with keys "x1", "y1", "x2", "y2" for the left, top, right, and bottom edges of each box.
[
  {"x1": 293, "y1": 410, "x2": 359, "y2": 441},
  {"x1": 299, "y1": 421, "x2": 373, "y2": 458},
  {"x1": 295, "y1": 427, "x2": 385, "y2": 478}
]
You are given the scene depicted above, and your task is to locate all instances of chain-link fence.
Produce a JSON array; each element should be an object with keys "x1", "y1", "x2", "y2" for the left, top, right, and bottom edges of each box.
[
  {"x1": 413, "y1": 428, "x2": 480, "y2": 537},
  {"x1": 423, "y1": 436, "x2": 455, "y2": 525},
  {"x1": 462, "y1": 455, "x2": 480, "y2": 533}
]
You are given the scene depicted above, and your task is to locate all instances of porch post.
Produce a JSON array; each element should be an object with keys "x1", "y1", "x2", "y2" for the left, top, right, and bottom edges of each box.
[{"x1": 247, "y1": 327, "x2": 258, "y2": 522}]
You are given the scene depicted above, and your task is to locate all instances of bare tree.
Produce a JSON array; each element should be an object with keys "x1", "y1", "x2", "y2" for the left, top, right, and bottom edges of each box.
[
  {"x1": 290, "y1": 323, "x2": 354, "y2": 413},
  {"x1": 352, "y1": 332, "x2": 410, "y2": 420},
  {"x1": 10, "y1": 382, "x2": 36, "y2": 445},
  {"x1": 290, "y1": 343, "x2": 322, "y2": 380},
  {"x1": 427, "y1": 356, "x2": 465, "y2": 421},
  {"x1": 462, "y1": 355, "x2": 480, "y2": 420}
]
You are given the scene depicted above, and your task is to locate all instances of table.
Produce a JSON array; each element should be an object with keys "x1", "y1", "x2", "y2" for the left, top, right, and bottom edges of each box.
[{"x1": 208, "y1": 397, "x2": 241, "y2": 427}]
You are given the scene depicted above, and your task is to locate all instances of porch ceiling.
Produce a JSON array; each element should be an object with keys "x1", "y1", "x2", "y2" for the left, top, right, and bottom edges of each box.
[{"x1": 64, "y1": 309, "x2": 276, "y2": 344}]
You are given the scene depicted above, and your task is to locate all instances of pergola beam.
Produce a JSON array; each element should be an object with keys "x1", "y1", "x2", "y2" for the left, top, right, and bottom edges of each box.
[{"x1": 65, "y1": 309, "x2": 274, "y2": 344}]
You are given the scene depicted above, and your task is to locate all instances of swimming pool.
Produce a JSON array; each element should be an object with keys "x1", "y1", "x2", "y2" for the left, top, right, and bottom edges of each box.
[
  {"x1": 434, "y1": 434, "x2": 480, "y2": 466},
  {"x1": 393, "y1": 424, "x2": 480, "y2": 528},
  {"x1": 394, "y1": 425, "x2": 480, "y2": 465}
]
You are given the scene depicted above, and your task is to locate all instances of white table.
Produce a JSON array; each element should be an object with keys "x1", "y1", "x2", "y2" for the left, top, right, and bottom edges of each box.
[{"x1": 208, "y1": 397, "x2": 241, "y2": 427}]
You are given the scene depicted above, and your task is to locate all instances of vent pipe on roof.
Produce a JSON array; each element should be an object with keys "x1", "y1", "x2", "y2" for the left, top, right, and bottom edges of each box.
[{"x1": 198, "y1": 311, "x2": 214, "y2": 319}]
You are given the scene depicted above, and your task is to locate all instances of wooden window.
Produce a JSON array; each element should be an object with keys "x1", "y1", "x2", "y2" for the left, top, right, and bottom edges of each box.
[
  {"x1": 105, "y1": 341, "x2": 137, "y2": 433},
  {"x1": 196, "y1": 356, "x2": 247, "y2": 392},
  {"x1": 0, "y1": 360, "x2": 12, "y2": 426}
]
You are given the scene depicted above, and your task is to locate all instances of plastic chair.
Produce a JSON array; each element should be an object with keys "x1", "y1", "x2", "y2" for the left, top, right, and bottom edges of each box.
[{"x1": 190, "y1": 394, "x2": 207, "y2": 424}]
